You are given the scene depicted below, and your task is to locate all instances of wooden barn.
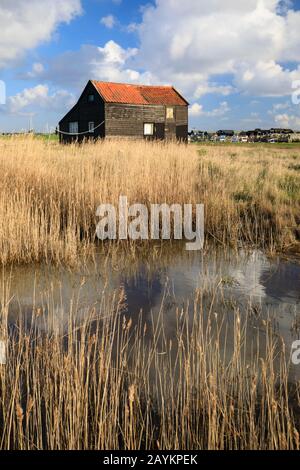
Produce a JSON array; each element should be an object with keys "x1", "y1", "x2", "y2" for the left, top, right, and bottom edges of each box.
[{"x1": 58, "y1": 80, "x2": 189, "y2": 143}]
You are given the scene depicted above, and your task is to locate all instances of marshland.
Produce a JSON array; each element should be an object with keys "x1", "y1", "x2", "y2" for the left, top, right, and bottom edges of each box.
[{"x1": 1, "y1": 136, "x2": 300, "y2": 450}]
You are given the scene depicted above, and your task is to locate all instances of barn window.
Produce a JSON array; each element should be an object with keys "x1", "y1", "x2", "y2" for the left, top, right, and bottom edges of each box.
[
  {"x1": 69, "y1": 122, "x2": 78, "y2": 134},
  {"x1": 144, "y1": 123, "x2": 154, "y2": 136},
  {"x1": 88, "y1": 94, "x2": 95, "y2": 103},
  {"x1": 166, "y1": 107, "x2": 174, "y2": 120},
  {"x1": 88, "y1": 122, "x2": 94, "y2": 133}
]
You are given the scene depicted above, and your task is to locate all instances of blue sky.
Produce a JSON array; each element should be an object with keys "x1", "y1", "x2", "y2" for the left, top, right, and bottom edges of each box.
[{"x1": 1, "y1": 0, "x2": 300, "y2": 132}]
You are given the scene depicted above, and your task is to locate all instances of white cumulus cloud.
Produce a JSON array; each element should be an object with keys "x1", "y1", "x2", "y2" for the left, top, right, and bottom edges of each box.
[
  {"x1": 136, "y1": 0, "x2": 300, "y2": 98},
  {"x1": 100, "y1": 15, "x2": 117, "y2": 29},
  {"x1": 7, "y1": 84, "x2": 75, "y2": 115},
  {"x1": 35, "y1": 41, "x2": 156, "y2": 90},
  {"x1": 0, "y1": 0, "x2": 82, "y2": 68},
  {"x1": 190, "y1": 101, "x2": 230, "y2": 118},
  {"x1": 274, "y1": 113, "x2": 300, "y2": 129},
  {"x1": 189, "y1": 103, "x2": 203, "y2": 117}
]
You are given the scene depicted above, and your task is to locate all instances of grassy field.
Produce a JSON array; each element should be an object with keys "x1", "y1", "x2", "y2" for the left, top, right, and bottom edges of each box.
[
  {"x1": 196, "y1": 141, "x2": 300, "y2": 150},
  {"x1": 0, "y1": 133, "x2": 59, "y2": 140},
  {"x1": 0, "y1": 136, "x2": 300, "y2": 265},
  {"x1": 34, "y1": 133, "x2": 59, "y2": 142}
]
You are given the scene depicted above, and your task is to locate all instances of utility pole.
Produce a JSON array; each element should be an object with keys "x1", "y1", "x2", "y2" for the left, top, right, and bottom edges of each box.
[{"x1": 29, "y1": 114, "x2": 33, "y2": 133}]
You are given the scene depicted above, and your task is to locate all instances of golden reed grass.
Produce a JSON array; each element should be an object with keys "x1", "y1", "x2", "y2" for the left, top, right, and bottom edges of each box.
[
  {"x1": 0, "y1": 136, "x2": 300, "y2": 265},
  {"x1": 0, "y1": 279, "x2": 299, "y2": 450}
]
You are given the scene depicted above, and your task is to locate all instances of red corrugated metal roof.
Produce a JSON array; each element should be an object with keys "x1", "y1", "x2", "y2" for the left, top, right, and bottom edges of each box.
[{"x1": 91, "y1": 81, "x2": 188, "y2": 106}]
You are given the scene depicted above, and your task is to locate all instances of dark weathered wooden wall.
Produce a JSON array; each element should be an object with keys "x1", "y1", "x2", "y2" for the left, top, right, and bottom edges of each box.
[
  {"x1": 105, "y1": 103, "x2": 188, "y2": 141},
  {"x1": 175, "y1": 106, "x2": 188, "y2": 141},
  {"x1": 105, "y1": 104, "x2": 164, "y2": 138},
  {"x1": 59, "y1": 82, "x2": 105, "y2": 143}
]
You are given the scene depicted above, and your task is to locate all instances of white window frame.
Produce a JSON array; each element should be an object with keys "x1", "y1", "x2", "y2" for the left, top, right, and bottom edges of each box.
[
  {"x1": 69, "y1": 122, "x2": 78, "y2": 135},
  {"x1": 88, "y1": 122, "x2": 95, "y2": 134},
  {"x1": 144, "y1": 123, "x2": 154, "y2": 136},
  {"x1": 166, "y1": 107, "x2": 175, "y2": 120}
]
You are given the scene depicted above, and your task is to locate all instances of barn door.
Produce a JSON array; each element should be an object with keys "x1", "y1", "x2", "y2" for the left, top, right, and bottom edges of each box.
[{"x1": 155, "y1": 123, "x2": 165, "y2": 140}]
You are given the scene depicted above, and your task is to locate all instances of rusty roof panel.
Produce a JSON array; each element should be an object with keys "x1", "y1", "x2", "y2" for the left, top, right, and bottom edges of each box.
[{"x1": 92, "y1": 81, "x2": 188, "y2": 106}]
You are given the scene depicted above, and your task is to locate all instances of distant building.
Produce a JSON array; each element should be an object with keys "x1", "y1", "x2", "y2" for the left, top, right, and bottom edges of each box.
[
  {"x1": 187, "y1": 127, "x2": 299, "y2": 144},
  {"x1": 188, "y1": 130, "x2": 210, "y2": 142},
  {"x1": 216, "y1": 130, "x2": 234, "y2": 137},
  {"x1": 270, "y1": 128, "x2": 293, "y2": 135},
  {"x1": 290, "y1": 132, "x2": 300, "y2": 142}
]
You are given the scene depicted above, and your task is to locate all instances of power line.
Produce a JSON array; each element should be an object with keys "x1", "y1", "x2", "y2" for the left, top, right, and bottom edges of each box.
[{"x1": 56, "y1": 121, "x2": 105, "y2": 136}]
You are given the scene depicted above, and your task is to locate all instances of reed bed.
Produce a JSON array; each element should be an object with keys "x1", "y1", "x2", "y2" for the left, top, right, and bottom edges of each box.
[
  {"x1": 1, "y1": 137, "x2": 300, "y2": 450},
  {"x1": 0, "y1": 276, "x2": 299, "y2": 450},
  {"x1": 0, "y1": 136, "x2": 300, "y2": 266}
]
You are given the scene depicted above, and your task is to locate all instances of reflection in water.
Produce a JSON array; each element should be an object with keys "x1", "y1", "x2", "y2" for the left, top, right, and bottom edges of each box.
[
  {"x1": 1, "y1": 247, "x2": 300, "y2": 379},
  {"x1": 260, "y1": 261, "x2": 300, "y2": 303},
  {"x1": 122, "y1": 268, "x2": 163, "y2": 318}
]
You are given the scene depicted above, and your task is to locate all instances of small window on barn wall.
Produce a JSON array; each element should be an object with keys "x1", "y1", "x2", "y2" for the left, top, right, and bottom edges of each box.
[
  {"x1": 166, "y1": 107, "x2": 175, "y2": 120},
  {"x1": 144, "y1": 123, "x2": 154, "y2": 136},
  {"x1": 69, "y1": 122, "x2": 78, "y2": 134},
  {"x1": 88, "y1": 122, "x2": 94, "y2": 133},
  {"x1": 88, "y1": 94, "x2": 95, "y2": 103}
]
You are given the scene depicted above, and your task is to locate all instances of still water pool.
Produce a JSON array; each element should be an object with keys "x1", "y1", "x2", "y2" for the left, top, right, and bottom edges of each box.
[{"x1": 1, "y1": 246, "x2": 300, "y2": 379}]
